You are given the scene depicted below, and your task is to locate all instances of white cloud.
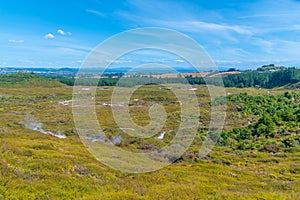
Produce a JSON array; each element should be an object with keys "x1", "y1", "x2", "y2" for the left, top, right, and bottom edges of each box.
[
  {"x1": 105, "y1": 59, "x2": 132, "y2": 64},
  {"x1": 239, "y1": 13, "x2": 298, "y2": 19},
  {"x1": 44, "y1": 33, "x2": 55, "y2": 39},
  {"x1": 140, "y1": 19, "x2": 253, "y2": 36},
  {"x1": 57, "y1": 29, "x2": 66, "y2": 35},
  {"x1": 86, "y1": 9, "x2": 105, "y2": 17},
  {"x1": 118, "y1": 10, "x2": 253, "y2": 36},
  {"x1": 175, "y1": 59, "x2": 185, "y2": 63},
  {"x1": 57, "y1": 29, "x2": 72, "y2": 36},
  {"x1": 189, "y1": 21, "x2": 253, "y2": 35},
  {"x1": 8, "y1": 39, "x2": 25, "y2": 43}
]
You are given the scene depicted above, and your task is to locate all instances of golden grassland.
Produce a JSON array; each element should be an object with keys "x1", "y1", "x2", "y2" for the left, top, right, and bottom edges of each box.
[{"x1": 0, "y1": 83, "x2": 299, "y2": 199}]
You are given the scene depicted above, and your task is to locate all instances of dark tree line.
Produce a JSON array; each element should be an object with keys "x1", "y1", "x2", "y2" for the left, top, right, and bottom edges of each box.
[
  {"x1": 187, "y1": 68, "x2": 300, "y2": 88},
  {"x1": 4, "y1": 68, "x2": 299, "y2": 89}
]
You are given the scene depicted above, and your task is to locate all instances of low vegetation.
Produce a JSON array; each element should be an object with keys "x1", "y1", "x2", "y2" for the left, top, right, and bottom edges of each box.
[{"x1": 0, "y1": 74, "x2": 299, "y2": 199}]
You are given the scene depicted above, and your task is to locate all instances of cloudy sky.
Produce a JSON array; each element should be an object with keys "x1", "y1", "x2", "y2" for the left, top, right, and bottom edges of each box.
[{"x1": 1, "y1": 0, "x2": 300, "y2": 69}]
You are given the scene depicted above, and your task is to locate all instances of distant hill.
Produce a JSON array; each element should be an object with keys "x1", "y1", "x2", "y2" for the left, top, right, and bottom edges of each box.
[
  {"x1": 0, "y1": 73, "x2": 64, "y2": 87},
  {"x1": 1, "y1": 67, "x2": 300, "y2": 89},
  {"x1": 222, "y1": 68, "x2": 300, "y2": 88},
  {"x1": 257, "y1": 64, "x2": 286, "y2": 72}
]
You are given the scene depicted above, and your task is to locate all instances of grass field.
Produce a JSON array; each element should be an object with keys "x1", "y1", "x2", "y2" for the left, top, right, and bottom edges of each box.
[{"x1": 0, "y1": 81, "x2": 299, "y2": 199}]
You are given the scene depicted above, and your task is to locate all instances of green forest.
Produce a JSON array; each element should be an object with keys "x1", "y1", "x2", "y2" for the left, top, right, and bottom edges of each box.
[
  {"x1": 50, "y1": 68, "x2": 300, "y2": 88},
  {"x1": 215, "y1": 92, "x2": 300, "y2": 151}
]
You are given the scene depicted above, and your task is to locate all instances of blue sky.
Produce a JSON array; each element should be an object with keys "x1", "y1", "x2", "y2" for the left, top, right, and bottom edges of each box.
[{"x1": 1, "y1": 0, "x2": 300, "y2": 69}]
